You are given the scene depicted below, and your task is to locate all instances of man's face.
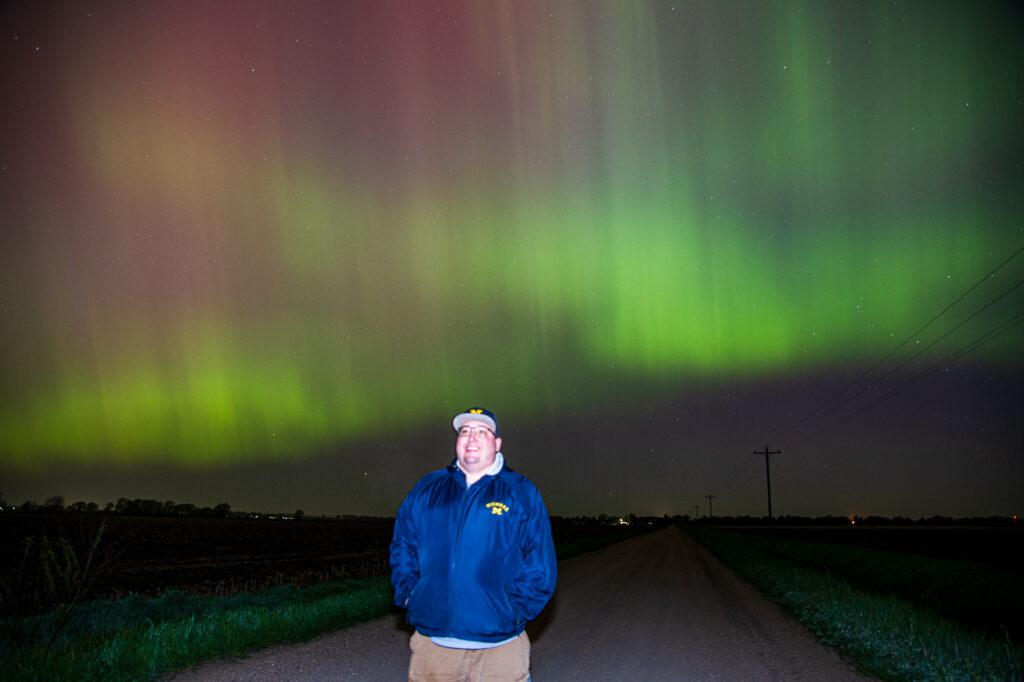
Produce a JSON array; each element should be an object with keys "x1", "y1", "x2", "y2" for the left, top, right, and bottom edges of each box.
[{"x1": 455, "y1": 419, "x2": 501, "y2": 478}]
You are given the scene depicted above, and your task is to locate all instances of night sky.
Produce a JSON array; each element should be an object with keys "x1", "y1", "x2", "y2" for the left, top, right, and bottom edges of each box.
[{"x1": 2, "y1": 1, "x2": 1021, "y2": 520}]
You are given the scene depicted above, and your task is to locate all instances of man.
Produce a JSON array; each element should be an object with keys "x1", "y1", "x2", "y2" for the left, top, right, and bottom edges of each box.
[{"x1": 390, "y1": 407, "x2": 557, "y2": 682}]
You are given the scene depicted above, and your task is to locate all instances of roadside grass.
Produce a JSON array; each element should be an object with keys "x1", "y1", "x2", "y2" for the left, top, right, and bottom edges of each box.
[
  {"x1": 2, "y1": 576, "x2": 394, "y2": 682},
  {"x1": 685, "y1": 526, "x2": 1023, "y2": 682},
  {"x1": 1, "y1": 526, "x2": 650, "y2": 682}
]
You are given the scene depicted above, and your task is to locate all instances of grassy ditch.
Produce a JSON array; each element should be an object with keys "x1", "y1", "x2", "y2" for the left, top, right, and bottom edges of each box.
[
  {"x1": 1, "y1": 577, "x2": 394, "y2": 682},
  {"x1": 1, "y1": 526, "x2": 649, "y2": 682},
  {"x1": 685, "y1": 526, "x2": 1023, "y2": 682}
]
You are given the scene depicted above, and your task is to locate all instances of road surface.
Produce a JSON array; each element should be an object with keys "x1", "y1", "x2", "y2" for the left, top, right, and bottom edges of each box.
[{"x1": 168, "y1": 526, "x2": 875, "y2": 681}]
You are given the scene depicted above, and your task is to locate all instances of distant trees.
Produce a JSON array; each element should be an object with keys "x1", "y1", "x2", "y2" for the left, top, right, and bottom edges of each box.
[
  {"x1": 108, "y1": 497, "x2": 233, "y2": 518},
  {"x1": 42, "y1": 496, "x2": 65, "y2": 513},
  {"x1": 4, "y1": 496, "x2": 241, "y2": 519},
  {"x1": 67, "y1": 501, "x2": 99, "y2": 514},
  {"x1": 550, "y1": 514, "x2": 663, "y2": 526},
  {"x1": 115, "y1": 497, "x2": 162, "y2": 516},
  {"x1": 174, "y1": 503, "x2": 197, "y2": 517}
]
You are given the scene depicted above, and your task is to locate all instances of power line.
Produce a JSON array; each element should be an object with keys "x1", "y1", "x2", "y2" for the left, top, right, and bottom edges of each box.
[
  {"x1": 715, "y1": 452, "x2": 762, "y2": 505},
  {"x1": 790, "y1": 277, "x2": 1024, "y2": 444},
  {"x1": 776, "y1": 244, "x2": 1024, "y2": 444},
  {"x1": 846, "y1": 310, "x2": 1024, "y2": 423},
  {"x1": 801, "y1": 309, "x2": 1024, "y2": 440},
  {"x1": 864, "y1": 278, "x2": 1023, "y2": 391}
]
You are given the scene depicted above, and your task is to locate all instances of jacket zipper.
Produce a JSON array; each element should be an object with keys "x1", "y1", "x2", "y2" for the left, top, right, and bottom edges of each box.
[{"x1": 448, "y1": 476, "x2": 476, "y2": 634}]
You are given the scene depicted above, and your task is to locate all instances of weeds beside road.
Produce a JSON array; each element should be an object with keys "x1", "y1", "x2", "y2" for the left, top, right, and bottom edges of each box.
[{"x1": 685, "y1": 526, "x2": 1023, "y2": 681}]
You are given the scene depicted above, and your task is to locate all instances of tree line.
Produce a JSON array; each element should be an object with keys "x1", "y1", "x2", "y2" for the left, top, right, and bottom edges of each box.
[{"x1": 0, "y1": 493, "x2": 301, "y2": 520}]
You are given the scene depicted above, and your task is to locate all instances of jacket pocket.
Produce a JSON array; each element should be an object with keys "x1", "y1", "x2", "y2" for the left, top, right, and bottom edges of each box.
[{"x1": 406, "y1": 579, "x2": 425, "y2": 611}]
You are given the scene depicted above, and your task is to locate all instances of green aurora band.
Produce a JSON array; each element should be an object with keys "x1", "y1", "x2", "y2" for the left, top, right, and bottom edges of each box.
[{"x1": 1, "y1": 1, "x2": 1021, "y2": 468}]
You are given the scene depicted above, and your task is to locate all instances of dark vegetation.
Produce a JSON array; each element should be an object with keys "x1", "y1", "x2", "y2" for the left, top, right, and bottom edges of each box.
[
  {"x1": 0, "y1": 495, "x2": 658, "y2": 682},
  {"x1": 698, "y1": 522, "x2": 1022, "y2": 572},
  {"x1": 3, "y1": 577, "x2": 396, "y2": 682},
  {"x1": 688, "y1": 524, "x2": 1024, "y2": 641},
  {"x1": 686, "y1": 526, "x2": 1023, "y2": 681},
  {"x1": 0, "y1": 495, "x2": 660, "y2": 620}
]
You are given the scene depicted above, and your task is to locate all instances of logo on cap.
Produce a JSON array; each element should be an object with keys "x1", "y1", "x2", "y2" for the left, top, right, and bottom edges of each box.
[{"x1": 453, "y1": 407, "x2": 499, "y2": 436}]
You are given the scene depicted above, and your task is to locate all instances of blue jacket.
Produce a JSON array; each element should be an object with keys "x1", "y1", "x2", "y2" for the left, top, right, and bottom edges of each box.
[{"x1": 389, "y1": 460, "x2": 557, "y2": 643}]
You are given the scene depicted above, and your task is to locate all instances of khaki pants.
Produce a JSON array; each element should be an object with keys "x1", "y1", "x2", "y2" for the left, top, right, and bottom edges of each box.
[{"x1": 408, "y1": 630, "x2": 531, "y2": 682}]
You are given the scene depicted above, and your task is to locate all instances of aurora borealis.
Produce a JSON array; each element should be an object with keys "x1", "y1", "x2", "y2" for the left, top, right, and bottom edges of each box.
[{"x1": 1, "y1": 1, "x2": 1021, "y2": 518}]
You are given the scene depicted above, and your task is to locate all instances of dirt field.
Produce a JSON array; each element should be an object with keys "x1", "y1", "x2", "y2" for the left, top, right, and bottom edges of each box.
[
  {"x1": 0, "y1": 515, "x2": 394, "y2": 604},
  {"x1": 0, "y1": 514, "x2": 637, "y2": 607}
]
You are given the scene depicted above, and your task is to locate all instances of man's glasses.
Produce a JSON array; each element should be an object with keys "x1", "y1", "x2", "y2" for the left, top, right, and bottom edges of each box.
[{"x1": 457, "y1": 426, "x2": 495, "y2": 439}]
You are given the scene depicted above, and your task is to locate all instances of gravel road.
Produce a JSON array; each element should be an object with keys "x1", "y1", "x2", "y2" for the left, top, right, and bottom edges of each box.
[{"x1": 167, "y1": 526, "x2": 876, "y2": 681}]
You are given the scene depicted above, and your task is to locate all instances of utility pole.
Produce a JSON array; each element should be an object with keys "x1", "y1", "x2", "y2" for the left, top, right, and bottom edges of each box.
[
  {"x1": 705, "y1": 494, "x2": 716, "y2": 520},
  {"x1": 694, "y1": 504, "x2": 701, "y2": 520},
  {"x1": 754, "y1": 446, "x2": 781, "y2": 533}
]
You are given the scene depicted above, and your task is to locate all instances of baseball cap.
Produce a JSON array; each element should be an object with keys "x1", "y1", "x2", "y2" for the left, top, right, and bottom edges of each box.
[{"x1": 452, "y1": 407, "x2": 499, "y2": 437}]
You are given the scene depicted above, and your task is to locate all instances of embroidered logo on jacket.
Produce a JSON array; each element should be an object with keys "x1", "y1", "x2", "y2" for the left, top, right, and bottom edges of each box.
[{"x1": 486, "y1": 501, "x2": 510, "y2": 516}]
